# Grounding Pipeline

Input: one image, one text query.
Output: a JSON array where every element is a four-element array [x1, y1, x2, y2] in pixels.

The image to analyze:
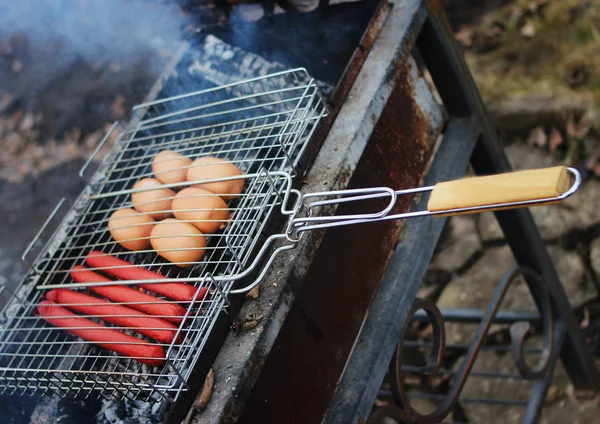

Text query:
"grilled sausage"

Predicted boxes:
[[37, 300, 166, 367], [85, 251, 208, 302], [46, 289, 183, 344], [70, 265, 187, 324]]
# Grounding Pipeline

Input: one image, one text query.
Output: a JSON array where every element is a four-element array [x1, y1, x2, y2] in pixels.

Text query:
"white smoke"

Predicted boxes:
[[0, 0, 189, 96]]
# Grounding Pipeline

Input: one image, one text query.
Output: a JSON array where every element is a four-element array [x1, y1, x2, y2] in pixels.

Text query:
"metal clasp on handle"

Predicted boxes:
[[79, 121, 122, 182], [21, 198, 68, 267], [288, 185, 427, 234]]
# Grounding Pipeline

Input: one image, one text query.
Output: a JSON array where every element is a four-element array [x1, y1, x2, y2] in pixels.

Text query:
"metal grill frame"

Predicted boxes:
[[0, 68, 327, 403], [323, 2, 599, 424]]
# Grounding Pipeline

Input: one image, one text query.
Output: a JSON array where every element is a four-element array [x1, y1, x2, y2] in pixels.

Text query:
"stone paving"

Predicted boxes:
[[420, 138, 600, 422]]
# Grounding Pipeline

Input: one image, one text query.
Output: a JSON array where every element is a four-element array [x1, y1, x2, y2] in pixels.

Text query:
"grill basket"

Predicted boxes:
[[0, 68, 327, 403]]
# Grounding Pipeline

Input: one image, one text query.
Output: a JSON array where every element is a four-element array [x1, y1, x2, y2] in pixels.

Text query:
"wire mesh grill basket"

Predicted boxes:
[[0, 68, 327, 403]]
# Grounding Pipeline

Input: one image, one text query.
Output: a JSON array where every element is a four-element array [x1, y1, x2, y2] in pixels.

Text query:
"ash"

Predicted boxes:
[[97, 397, 166, 424]]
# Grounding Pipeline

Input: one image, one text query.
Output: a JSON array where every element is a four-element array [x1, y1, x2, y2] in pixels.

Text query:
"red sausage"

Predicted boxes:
[[70, 266, 186, 324], [37, 300, 166, 367], [47, 289, 183, 345], [86, 251, 207, 302]]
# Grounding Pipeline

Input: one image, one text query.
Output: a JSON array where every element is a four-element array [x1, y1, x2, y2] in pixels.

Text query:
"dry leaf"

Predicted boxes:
[[246, 285, 259, 299], [581, 307, 590, 329], [243, 312, 262, 326], [194, 368, 215, 410], [549, 126, 563, 152], [455, 26, 473, 47], [566, 384, 577, 404], [529, 0, 549, 13], [489, 22, 505, 36], [521, 21, 536, 38], [242, 319, 259, 331], [545, 385, 562, 405], [184, 368, 216, 422], [567, 119, 591, 139], [527, 126, 547, 147], [586, 153, 600, 177]]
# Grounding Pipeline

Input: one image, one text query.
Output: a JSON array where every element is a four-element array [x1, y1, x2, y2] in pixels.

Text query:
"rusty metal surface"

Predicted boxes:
[[299, 0, 392, 174], [192, 1, 442, 422], [233, 8, 445, 424], [192, 4, 396, 423], [323, 117, 481, 424], [329, 0, 392, 108], [237, 63, 438, 424]]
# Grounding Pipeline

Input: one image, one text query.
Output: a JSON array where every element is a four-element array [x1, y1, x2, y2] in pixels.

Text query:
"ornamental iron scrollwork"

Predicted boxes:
[[366, 405, 410, 424], [370, 266, 555, 424]]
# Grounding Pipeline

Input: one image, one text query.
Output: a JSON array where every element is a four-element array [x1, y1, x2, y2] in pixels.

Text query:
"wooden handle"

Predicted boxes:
[[427, 166, 571, 215]]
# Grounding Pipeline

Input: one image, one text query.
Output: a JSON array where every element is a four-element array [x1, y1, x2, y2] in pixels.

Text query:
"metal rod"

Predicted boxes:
[[79, 121, 121, 180], [21, 198, 67, 263]]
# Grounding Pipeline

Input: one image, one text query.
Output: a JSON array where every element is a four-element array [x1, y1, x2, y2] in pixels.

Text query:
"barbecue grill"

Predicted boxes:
[[1, 1, 598, 423]]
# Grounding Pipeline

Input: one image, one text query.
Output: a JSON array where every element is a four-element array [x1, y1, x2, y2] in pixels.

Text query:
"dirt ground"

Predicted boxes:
[[0, 0, 599, 423]]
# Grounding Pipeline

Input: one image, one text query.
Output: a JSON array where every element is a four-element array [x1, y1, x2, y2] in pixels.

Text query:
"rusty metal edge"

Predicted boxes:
[[194, 1, 431, 422], [234, 53, 447, 423], [298, 0, 393, 176], [322, 116, 482, 424]]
